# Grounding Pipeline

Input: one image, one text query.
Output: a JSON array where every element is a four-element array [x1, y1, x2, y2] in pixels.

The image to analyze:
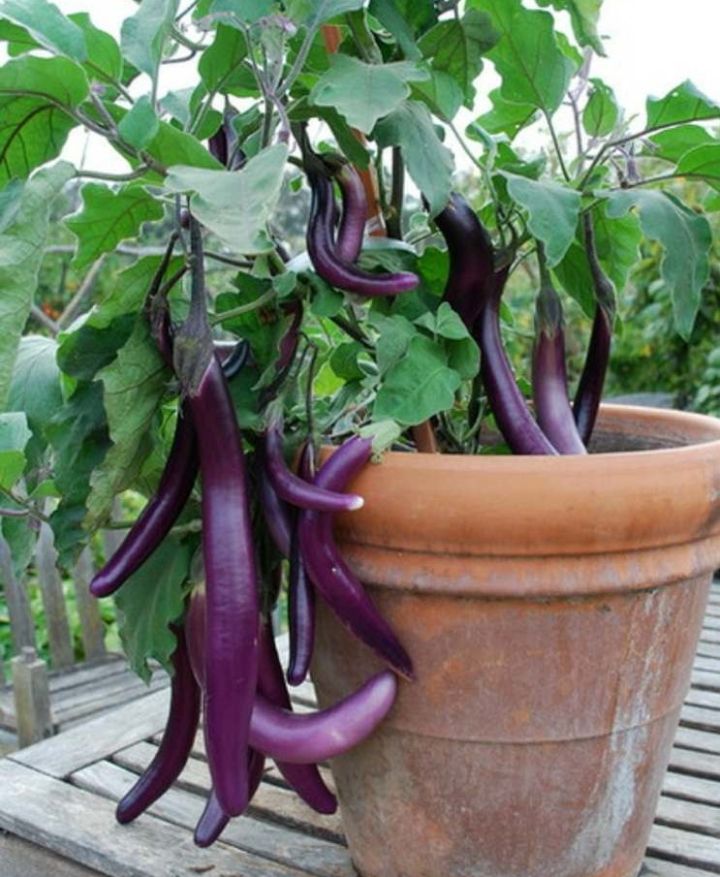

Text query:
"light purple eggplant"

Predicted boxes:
[[334, 162, 366, 263]]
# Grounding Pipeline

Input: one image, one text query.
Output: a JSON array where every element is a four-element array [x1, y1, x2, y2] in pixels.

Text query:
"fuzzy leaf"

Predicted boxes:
[[472, 88, 537, 138], [287, 0, 365, 26], [7, 336, 62, 440], [121, 0, 179, 78], [583, 78, 619, 137], [0, 162, 74, 410], [116, 537, 191, 683], [648, 125, 715, 164], [66, 183, 164, 270], [118, 95, 160, 150], [0, 412, 31, 489], [646, 81, 720, 131], [69, 13, 123, 83], [311, 56, 428, 134], [676, 143, 720, 187], [0, 0, 87, 61], [198, 24, 247, 94]]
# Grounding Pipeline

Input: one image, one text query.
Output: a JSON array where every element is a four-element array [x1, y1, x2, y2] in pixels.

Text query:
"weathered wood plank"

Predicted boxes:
[[72, 548, 107, 661], [670, 746, 720, 780], [695, 655, 720, 672], [702, 617, 720, 631], [72, 760, 353, 877], [701, 630, 720, 646], [34, 522, 74, 670], [0, 533, 35, 656], [681, 705, 720, 733], [0, 830, 104, 877], [696, 641, 720, 660], [674, 727, 720, 755], [648, 823, 720, 871], [113, 742, 345, 845], [10, 689, 170, 778], [684, 689, 720, 711], [692, 671, 720, 692], [0, 760, 313, 877], [643, 857, 720, 876], [662, 771, 720, 806], [655, 795, 720, 836], [11, 648, 54, 747], [53, 669, 168, 725]]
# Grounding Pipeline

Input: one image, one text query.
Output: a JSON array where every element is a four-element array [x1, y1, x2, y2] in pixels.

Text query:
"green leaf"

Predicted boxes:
[[144, 119, 221, 170], [411, 69, 464, 121], [374, 100, 454, 216], [289, 99, 370, 167], [198, 24, 247, 94], [116, 537, 190, 683], [0, 0, 87, 61], [287, 0, 365, 26], [371, 313, 416, 375], [648, 125, 715, 164], [368, 0, 422, 60], [209, 0, 274, 24], [415, 302, 469, 340], [472, 87, 537, 138], [592, 207, 642, 294], [0, 412, 30, 489], [66, 183, 164, 271], [418, 9, 497, 104], [0, 178, 24, 233], [121, 0, 179, 78], [47, 381, 111, 563], [118, 96, 160, 150], [472, 0, 574, 116], [502, 173, 581, 267], [676, 143, 720, 187], [86, 318, 167, 530], [0, 56, 89, 184], [330, 342, 366, 381], [69, 13, 123, 84], [583, 78, 619, 137], [646, 81, 720, 131], [375, 334, 461, 426], [7, 336, 62, 439], [535, 0, 604, 56], [0, 162, 74, 410], [0, 19, 40, 56], [552, 241, 596, 318], [165, 143, 288, 254], [311, 56, 428, 134], [607, 189, 712, 339]]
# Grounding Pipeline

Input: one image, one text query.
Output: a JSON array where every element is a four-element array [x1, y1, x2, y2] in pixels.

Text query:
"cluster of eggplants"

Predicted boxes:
[[435, 192, 614, 455]]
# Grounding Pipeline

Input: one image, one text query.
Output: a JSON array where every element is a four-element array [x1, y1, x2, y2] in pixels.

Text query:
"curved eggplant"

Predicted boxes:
[[334, 162, 367, 263], [193, 751, 265, 848]]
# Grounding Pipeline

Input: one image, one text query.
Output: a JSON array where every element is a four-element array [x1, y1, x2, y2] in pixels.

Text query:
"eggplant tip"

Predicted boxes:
[[349, 495, 364, 511]]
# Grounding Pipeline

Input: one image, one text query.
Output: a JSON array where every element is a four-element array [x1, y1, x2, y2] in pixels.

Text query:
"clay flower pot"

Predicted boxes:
[[312, 405, 720, 877]]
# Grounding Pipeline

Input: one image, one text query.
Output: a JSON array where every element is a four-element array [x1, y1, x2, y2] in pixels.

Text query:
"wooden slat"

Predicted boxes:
[[0, 831, 103, 877], [662, 771, 720, 806], [695, 656, 720, 672], [670, 747, 720, 780], [52, 669, 168, 725], [644, 858, 720, 876], [681, 705, 720, 733], [691, 672, 720, 691], [696, 642, 720, 660], [674, 727, 720, 755], [648, 823, 720, 872], [0, 533, 35, 657], [71, 548, 107, 661], [34, 522, 74, 670], [655, 795, 720, 836], [0, 760, 312, 877], [10, 690, 170, 778], [72, 760, 353, 877], [685, 690, 720, 711], [701, 630, 720, 645]]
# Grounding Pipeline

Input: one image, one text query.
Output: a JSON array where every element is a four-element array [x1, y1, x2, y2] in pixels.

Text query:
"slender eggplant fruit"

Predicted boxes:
[[194, 751, 265, 848], [250, 673, 397, 764], [334, 162, 367, 263], [258, 619, 336, 814], [475, 267, 559, 456], [188, 355, 260, 816], [532, 275, 587, 456], [116, 629, 200, 824], [299, 438, 414, 679], [287, 443, 316, 688], [306, 168, 418, 297], [277, 301, 303, 375], [90, 343, 250, 599], [208, 126, 229, 167], [264, 415, 364, 513], [434, 192, 495, 329], [257, 463, 293, 558], [574, 214, 616, 444]]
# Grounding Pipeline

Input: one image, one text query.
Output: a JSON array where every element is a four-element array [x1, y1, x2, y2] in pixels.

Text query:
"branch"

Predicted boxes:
[[29, 305, 59, 336], [58, 257, 107, 329]]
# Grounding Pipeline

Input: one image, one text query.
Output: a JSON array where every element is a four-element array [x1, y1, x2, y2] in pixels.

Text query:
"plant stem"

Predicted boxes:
[[205, 251, 254, 270], [210, 289, 277, 325], [544, 112, 570, 182], [30, 305, 59, 336], [75, 166, 150, 183], [386, 148, 404, 240]]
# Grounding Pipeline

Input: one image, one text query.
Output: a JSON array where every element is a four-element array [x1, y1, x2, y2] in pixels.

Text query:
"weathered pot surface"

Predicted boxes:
[[312, 405, 720, 877]]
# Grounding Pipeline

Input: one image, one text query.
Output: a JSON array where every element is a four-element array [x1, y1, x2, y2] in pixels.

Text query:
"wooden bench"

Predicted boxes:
[[0, 523, 168, 748], [1, 599, 719, 877]]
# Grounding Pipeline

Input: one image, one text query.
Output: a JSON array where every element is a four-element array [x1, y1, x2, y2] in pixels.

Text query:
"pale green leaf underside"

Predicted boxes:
[[0, 0, 87, 61]]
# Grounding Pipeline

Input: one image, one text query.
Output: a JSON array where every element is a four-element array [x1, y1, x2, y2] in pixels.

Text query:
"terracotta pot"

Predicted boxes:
[[311, 405, 720, 877]]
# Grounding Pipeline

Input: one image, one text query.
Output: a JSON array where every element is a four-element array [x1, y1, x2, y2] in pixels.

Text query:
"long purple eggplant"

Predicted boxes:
[[257, 464, 292, 558], [299, 437, 414, 680], [116, 628, 200, 824], [287, 442, 316, 688], [264, 414, 364, 513], [194, 750, 265, 848], [435, 192, 495, 330], [258, 619, 336, 813], [306, 167, 418, 297], [574, 214, 616, 444], [532, 273, 587, 456], [334, 162, 366, 263], [475, 267, 559, 456]]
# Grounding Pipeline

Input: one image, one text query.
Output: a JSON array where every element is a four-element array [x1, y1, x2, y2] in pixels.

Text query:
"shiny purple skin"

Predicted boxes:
[[187, 357, 259, 817], [257, 463, 293, 558], [435, 192, 495, 329], [115, 629, 200, 825], [306, 169, 418, 297], [299, 438, 414, 680], [574, 304, 613, 445], [90, 410, 198, 598], [533, 327, 586, 455], [258, 620, 336, 814], [264, 420, 364, 513], [287, 443, 316, 688], [277, 301, 303, 375], [193, 751, 265, 848], [475, 268, 559, 456], [335, 163, 366, 263]]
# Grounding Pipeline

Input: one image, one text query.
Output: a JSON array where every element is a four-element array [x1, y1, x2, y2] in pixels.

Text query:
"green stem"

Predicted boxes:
[[210, 288, 277, 324], [544, 111, 570, 182]]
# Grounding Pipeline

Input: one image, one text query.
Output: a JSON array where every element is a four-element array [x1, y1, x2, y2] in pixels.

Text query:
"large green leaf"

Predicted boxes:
[[648, 124, 715, 164], [472, 0, 574, 116], [412, 69, 464, 122], [374, 100, 454, 216], [143, 118, 221, 170], [69, 13, 123, 84], [165, 143, 288, 253], [118, 96, 160, 150], [583, 78, 619, 137], [287, 0, 365, 26], [418, 9, 497, 104], [7, 335, 62, 439], [374, 334, 461, 426], [0, 162, 74, 410], [607, 190, 712, 339], [592, 207, 643, 294], [502, 173, 582, 267], [66, 183, 164, 271], [311, 57, 427, 134], [0, 0, 87, 61], [472, 88, 537, 139], [0, 411, 31, 489], [86, 318, 167, 530], [198, 24, 247, 94], [0, 56, 88, 184], [368, 0, 429, 60], [208, 0, 274, 25], [121, 0, 179, 78], [646, 81, 720, 131], [536, 0, 604, 56], [676, 143, 720, 187], [116, 536, 191, 683]]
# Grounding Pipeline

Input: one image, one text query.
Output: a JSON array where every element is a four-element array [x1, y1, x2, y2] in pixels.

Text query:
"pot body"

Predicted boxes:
[[311, 406, 720, 877]]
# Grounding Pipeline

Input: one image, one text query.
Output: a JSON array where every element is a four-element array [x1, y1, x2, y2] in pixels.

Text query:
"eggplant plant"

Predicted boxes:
[[0, 0, 718, 846]]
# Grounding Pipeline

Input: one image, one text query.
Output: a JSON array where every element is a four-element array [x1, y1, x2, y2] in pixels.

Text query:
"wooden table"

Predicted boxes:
[[1, 592, 719, 877]]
